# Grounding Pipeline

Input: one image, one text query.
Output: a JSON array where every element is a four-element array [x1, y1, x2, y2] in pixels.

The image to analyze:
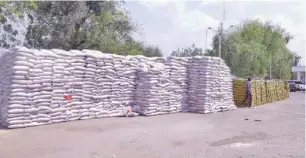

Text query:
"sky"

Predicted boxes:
[[124, 0, 306, 65]]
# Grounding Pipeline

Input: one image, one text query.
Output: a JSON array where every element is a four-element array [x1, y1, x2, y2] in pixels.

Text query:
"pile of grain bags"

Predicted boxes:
[[266, 80, 276, 103], [187, 56, 235, 114], [275, 81, 287, 101], [73, 50, 98, 120], [281, 81, 288, 100], [233, 79, 289, 107], [259, 80, 267, 104], [134, 61, 173, 116], [107, 53, 138, 117], [187, 56, 206, 113], [0, 49, 15, 126], [0, 48, 140, 128], [217, 58, 235, 111], [0, 47, 238, 128], [9, 48, 44, 128], [235, 79, 262, 106], [250, 81, 258, 106], [275, 81, 282, 101], [49, 49, 73, 123], [270, 80, 288, 101], [68, 50, 139, 118], [68, 50, 86, 121], [233, 79, 262, 107], [284, 81, 290, 99], [0, 48, 9, 125], [0, 48, 47, 128], [166, 56, 189, 111], [92, 52, 118, 117], [232, 79, 247, 106]]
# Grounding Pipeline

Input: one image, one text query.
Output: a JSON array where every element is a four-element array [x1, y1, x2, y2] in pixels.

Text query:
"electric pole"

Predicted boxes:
[[208, 0, 229, 58], [218, 0, 225, 58], [205, 28, 208, 51], [217, 20, 222, 57]]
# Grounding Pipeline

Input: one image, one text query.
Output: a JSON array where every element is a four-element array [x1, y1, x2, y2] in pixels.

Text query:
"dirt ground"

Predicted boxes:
[[0, 93, 305, 158]]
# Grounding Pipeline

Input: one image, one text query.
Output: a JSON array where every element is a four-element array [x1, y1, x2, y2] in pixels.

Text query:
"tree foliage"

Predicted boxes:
[[171, 44, 205, 57], [25, 1, 138, 51], [0, 1, 37, 48], [0, 1, 163, 57], [209, 19, 298, 80], [171, 19, 299, 80], [291, 52, 301, 66], [141, 44, 163, 57]]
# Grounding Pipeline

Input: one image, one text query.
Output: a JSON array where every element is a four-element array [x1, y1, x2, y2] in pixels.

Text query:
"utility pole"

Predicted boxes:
[[208, 0, 230, 58], [223, 0, 225, 23], [218, 26, 222, 58], [218, 0, 226, 58], [205, 28, 208, 51]]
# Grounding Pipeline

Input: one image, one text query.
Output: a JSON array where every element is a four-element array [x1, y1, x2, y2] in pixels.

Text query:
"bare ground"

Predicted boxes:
[[0, 93, 305, 158]]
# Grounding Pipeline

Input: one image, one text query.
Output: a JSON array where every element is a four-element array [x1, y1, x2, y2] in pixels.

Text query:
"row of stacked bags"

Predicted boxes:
[[233, 79, 289, 107], [284, 81, 290, 98], [232, 79, 252, 107]]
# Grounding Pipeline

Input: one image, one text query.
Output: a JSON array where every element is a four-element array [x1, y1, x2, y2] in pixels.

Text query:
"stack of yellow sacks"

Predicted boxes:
[[277, 81, 288, 100], [284, 81, 289, 99], [233, 79, 289, 107], [233, 79, 255, 107], [282, 82, 286, 99], [253, 80, 262, 106], [260, 80, 267, 104], [275, 81, 281, 101], [278, 81, 285, 101], [266, 80, 277, 102], [271, 80, 289, 102], [233, 79, 247, 106], [233, 79, 245, 106]]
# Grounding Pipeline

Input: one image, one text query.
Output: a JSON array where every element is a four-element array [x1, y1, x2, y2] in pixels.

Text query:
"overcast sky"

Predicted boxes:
[[124, 0, 305, 65]]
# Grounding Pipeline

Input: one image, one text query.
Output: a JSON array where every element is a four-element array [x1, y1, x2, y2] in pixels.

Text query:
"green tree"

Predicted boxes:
[[210, 19, 296, 79], [0, 1, 159, 56], [204, 49, 216, 56], [292, 52, 301, 66], [271, 47, 294, 79], [0, 1, 38, 48], [141, 44, 163, 57], [171, 44, 204, 57], [24, 1, 138, 51]]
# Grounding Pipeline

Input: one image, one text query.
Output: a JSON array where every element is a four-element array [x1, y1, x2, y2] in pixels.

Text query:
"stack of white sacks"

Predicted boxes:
[[134, 60, 173, 116], [68, 50, 86, 120], [0, 48, 43, 128], [0, 47, 236, 128], [187, 56, 235, 114], [105, 53, 138, 117], [134, 56, 190, 115], [216, 58, 235, 111], [0, 49, 13, 126], [0, 48, 7, 125], [165, 56, 189, 111]]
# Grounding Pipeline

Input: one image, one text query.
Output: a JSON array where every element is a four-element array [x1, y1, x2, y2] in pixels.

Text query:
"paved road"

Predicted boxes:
[[0, 93, 305, 158]]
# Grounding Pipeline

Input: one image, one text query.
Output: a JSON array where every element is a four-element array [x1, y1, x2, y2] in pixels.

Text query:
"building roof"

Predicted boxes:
[[292, 66, 305, 72]]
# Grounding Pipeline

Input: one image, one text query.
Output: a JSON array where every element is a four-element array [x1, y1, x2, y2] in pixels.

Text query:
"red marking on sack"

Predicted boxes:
[[64, 95, 72, 100], [127, 106, 132, 112]]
